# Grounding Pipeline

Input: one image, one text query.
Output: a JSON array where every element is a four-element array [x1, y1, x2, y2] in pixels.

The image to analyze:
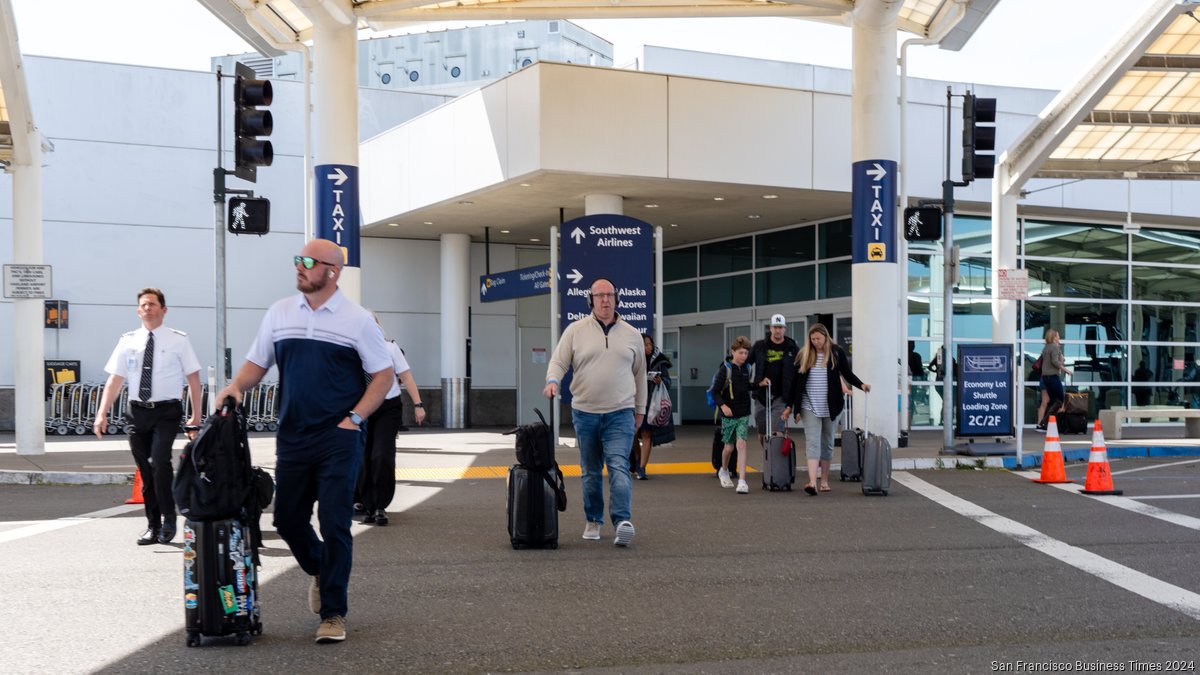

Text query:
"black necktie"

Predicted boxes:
[[139, 332, 154, 402]]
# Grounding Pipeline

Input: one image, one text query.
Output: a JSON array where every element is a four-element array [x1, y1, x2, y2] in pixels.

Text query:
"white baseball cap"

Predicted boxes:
[[770, 314, 787, 327]]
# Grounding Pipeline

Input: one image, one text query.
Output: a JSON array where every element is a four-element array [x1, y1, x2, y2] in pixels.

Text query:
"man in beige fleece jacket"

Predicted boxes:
[[544, 278, 647, 547]]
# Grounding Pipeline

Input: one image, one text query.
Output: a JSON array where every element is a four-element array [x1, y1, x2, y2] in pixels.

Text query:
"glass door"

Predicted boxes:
[[662, 329, 680, 425]]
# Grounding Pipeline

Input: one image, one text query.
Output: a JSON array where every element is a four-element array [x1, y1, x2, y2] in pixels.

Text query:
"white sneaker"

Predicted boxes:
[[736, 480, 749, 494], [718, 468, 734, 489], [614, 520, 635, 547], [582, 521, 601, 540]]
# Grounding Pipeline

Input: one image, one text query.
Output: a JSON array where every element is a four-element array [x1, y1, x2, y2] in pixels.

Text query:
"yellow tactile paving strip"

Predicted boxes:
[[395, 462, 759, 481]]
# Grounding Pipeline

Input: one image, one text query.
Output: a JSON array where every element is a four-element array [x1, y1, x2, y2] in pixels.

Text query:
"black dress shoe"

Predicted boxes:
[[362, 512, 376, 524], [158, 523, 177, 544], [137, 528, 160, 546], [373, 510, 389, 526]]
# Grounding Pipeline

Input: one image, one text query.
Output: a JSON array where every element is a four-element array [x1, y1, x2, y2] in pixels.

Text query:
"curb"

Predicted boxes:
[[0, 470, 133, 486]]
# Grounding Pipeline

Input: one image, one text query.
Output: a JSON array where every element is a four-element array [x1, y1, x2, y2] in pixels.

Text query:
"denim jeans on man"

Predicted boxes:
[[273, 426, 364, 620], [572, 409, 635, 526]]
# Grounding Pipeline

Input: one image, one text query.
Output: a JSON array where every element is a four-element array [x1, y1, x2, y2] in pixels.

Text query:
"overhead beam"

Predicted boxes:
[[1083, 110, 1200, 126], [1035, 158, 1200, 180]]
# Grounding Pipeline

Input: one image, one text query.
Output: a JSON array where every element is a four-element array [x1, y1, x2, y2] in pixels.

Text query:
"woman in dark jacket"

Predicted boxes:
[[784, 323, 870, 495], [634, 333, 676, 480]]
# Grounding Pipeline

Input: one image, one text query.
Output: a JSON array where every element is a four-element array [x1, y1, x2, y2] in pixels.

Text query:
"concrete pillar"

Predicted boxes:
[[13, 139, 46, 455], [585, 194, 623, 216], [850, 2, 903, 444], [992, 189, 1019, 344], [311, 18, 361, 302], [440, 233, 470, 428]]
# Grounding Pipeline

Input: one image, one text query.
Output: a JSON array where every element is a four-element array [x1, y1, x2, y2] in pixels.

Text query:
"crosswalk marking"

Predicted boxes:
[[894, 471, 1200, 621]]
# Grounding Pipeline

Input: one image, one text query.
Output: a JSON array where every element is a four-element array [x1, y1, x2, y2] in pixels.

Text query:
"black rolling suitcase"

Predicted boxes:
[[175, 397, 272, 647], [507, 464, 562, 549], [1057, 412, 1088, 435], [506, 406, 567, 549], [840, 396, 863, 482], [183, 518, 262, 647], [761, 383, 796, 491]]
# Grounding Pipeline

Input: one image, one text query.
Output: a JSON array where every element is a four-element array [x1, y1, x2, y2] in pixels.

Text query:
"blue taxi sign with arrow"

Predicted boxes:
[[852, 159, 897, 263], [315, 163, 359, 266]]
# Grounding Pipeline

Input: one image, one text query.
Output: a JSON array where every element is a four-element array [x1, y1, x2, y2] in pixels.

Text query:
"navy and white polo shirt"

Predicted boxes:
[[246, 290, 391, 444]]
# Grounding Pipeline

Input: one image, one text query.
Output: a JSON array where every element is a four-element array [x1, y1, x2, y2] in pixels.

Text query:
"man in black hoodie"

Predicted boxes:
[[750, 314, 801, 447]]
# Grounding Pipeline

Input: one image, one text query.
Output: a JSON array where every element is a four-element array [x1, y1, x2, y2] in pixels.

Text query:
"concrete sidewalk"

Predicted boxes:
[[3, 422, 1199, 485]]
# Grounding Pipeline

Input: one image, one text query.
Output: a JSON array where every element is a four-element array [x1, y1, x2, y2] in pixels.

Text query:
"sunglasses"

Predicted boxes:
[[294, 256, 336, 270]]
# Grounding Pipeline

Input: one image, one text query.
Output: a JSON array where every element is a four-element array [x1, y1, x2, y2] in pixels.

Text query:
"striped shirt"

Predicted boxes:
[[802, 353, 831, 417]]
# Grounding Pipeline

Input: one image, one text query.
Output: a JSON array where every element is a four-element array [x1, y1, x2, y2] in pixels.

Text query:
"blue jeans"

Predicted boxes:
[[273, 426, 363, 620], [572, 409, 635, 527]]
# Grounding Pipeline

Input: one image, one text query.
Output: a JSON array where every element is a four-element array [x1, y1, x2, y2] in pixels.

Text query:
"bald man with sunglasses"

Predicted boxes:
[[218, 238, 393, 644]]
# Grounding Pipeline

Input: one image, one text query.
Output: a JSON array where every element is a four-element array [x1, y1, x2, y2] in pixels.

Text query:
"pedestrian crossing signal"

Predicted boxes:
[[903, 206, 942, 242], [228, 197, 270, 235]]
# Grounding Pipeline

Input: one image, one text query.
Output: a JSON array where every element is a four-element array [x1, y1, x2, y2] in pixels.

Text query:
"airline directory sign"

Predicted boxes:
[[851, 159, 897, 264], [314, 164, 360, 266], [559, 214, 654, 336], [479, 264, 552, 303]]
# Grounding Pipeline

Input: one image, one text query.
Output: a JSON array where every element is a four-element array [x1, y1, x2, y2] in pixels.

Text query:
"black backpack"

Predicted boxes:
[[506, 408, 567, 512], [174, 397, 256, 522], [510, 408, 554, 471]]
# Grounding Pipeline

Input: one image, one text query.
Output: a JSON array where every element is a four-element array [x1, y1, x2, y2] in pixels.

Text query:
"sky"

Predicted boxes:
[[9, 0, 1159, 92]]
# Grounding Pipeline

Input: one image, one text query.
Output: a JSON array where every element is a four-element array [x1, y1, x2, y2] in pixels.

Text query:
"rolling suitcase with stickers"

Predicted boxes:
[[761, 382, 796, 491], [860, 392, 892, 496], [183, 518, 263, 647]]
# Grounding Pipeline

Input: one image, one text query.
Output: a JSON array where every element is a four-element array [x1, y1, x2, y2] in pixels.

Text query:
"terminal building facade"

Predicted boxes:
[[3, 21, 1200, 433]]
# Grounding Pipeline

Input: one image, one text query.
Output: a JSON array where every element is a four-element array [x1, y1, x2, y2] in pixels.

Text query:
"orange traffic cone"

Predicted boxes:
[[125, 468, 145, 504], [1032, 416, 1073, 484], [1080, 419, 1122, 496]]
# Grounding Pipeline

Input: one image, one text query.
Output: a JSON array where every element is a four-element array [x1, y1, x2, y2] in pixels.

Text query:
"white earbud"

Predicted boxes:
[[328, 271, 335, 278]]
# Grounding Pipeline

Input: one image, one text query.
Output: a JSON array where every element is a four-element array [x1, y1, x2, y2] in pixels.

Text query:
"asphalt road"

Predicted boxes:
[[2, 456, 1198, 674]]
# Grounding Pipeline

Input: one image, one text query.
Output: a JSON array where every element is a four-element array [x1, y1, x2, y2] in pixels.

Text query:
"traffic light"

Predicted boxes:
[[233, 62, 273, 183], [962, 92, 996, 182]]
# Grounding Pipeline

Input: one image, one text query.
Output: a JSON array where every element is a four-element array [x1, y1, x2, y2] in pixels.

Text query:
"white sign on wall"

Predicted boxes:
[[997, 268, 1028, 300], [3, 264, 53, 299]]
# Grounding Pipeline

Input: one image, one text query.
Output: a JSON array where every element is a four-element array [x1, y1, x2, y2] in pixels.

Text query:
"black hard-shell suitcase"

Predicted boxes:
[[761, 383, 795, 491], [1057, 412, 1088, 435], [507, 465, 559, 549], [183, 518, 262, 647], [860, 393, 893, 496]]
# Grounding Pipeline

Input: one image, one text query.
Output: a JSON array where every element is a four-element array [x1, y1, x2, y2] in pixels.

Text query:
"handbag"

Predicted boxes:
[[648, 383, 673, 427]]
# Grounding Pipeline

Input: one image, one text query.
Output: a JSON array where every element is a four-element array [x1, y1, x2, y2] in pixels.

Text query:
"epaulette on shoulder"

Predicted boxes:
[[121, 330, 137, 337], [170, 328, 187, 336]]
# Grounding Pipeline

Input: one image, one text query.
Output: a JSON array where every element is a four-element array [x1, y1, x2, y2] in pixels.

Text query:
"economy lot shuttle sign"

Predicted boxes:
[[559, 214, 654, 337]]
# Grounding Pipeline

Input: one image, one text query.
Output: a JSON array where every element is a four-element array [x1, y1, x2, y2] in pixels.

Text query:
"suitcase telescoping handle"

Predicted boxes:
[[765, 380, 771, 438], [862, 389, 869, 435]]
